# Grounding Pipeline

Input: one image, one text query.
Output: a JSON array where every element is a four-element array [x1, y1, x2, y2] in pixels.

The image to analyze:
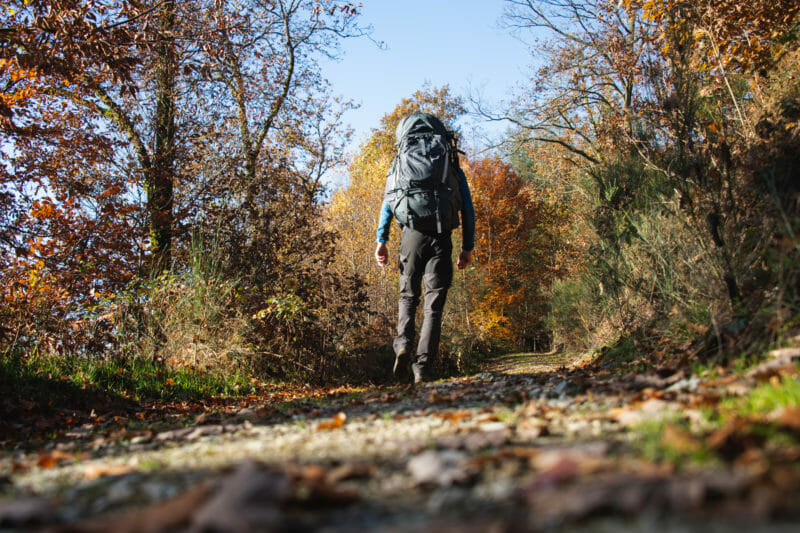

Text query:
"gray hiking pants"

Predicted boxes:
[[393, 228, 453, 379]]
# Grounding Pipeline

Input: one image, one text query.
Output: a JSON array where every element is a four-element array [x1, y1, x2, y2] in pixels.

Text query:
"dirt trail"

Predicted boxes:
[[481, 350, 573, 375], [2, 352, 798, 532]]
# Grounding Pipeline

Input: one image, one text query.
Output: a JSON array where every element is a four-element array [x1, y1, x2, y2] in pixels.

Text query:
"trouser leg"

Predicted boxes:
[[394, 229, 424, 356], [413, 235, 453, 379]]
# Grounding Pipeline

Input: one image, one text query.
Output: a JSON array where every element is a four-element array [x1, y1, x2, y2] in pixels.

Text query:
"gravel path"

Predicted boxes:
[[2, 354, 798, 531]]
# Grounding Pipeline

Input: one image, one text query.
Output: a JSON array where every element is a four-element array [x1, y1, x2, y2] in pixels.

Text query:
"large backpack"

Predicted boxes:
[[384, 112, 463, 235]]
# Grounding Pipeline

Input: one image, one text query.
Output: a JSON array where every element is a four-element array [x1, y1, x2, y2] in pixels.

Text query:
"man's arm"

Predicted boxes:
[[457, 168, 475, 270], [375, 199, 393, 266], [376, 198, 393, 245]]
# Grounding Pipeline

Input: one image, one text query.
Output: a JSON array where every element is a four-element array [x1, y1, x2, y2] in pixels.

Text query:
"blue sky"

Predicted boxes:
[[321, 1, 533, 152]]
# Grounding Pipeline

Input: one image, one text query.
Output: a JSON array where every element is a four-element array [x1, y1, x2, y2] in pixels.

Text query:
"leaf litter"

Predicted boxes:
[[1, 352, 799, 531]]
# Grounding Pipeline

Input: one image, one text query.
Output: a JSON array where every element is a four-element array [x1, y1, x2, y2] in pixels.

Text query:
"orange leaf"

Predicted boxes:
[[316, 412, 346, 430], [435, 411, 473, 422], [37, 450, 73, 469]]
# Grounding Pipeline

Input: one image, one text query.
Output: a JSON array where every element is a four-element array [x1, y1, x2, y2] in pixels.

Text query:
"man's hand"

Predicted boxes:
[[375, 242, 389, 267], [457, 250, 472, 270]]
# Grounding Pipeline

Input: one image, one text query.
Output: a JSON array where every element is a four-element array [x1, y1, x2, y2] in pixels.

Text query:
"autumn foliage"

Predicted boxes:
[[1, 1, 371, 382], [503, 0, 800, 354], [1, 0, 798, 388], [465, 157, 564, 346]]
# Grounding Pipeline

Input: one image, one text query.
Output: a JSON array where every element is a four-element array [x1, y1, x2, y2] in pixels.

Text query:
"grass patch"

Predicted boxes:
[[633, 418, 719, 467], [722, 372, 800, 416], [0, 349, 256, 410]]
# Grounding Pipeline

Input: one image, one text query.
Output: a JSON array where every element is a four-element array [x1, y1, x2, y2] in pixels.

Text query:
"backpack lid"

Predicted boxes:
[[395, 112, 448, 142]]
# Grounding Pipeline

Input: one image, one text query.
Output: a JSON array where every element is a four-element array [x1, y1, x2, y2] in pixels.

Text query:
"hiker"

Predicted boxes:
[[374, 112, 475, 384]]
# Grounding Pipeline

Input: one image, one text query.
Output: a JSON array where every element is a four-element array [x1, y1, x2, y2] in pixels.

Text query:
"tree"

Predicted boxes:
[[465, 156, 566, 348], [477, 0, 653, 164], [0, 0, 367, 358], [0, 0, 141, 130], [630, 0, 800, 73], [187, 0, 363, 288], [0, 1, 151, 347]]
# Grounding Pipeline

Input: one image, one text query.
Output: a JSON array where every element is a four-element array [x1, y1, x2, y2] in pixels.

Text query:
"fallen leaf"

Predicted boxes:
[[58, 482, 213, 533], [659, 424, 700, 454], [428, 393, 458, 403], [515, 418, 547, 440], [325, 463, 376, 484], [500, 446, 540, 460], [192, 462, 286, 531], [83, 464, 136, 481], [292, 463, 327, 482], [687, 323, 710, 335], [530, 442, 611, 478], [611, 399, 675, 427], [706, 420, 739, 451], [291, 481, 360, 506], [770, 406, 800, 430], [316, 412, 346, 431], [37, 450, 73, 469], [435, 410, 473, 423], [747, 350, 800, 380], [531, 455, 581, 488]]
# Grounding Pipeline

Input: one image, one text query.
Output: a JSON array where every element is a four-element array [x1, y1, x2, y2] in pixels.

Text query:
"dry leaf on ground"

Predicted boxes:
[[316, 412, 346, 430]]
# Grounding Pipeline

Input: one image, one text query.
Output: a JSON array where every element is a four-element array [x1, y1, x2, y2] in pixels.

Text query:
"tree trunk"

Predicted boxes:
[[149, 0, 177, 271]]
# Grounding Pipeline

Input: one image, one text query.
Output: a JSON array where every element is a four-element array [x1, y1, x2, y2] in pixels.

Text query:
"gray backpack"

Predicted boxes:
[[384, 113, 463, 234]]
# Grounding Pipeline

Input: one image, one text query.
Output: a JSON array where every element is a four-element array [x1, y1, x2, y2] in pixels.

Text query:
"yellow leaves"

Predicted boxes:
[[470, 301, 514, 342], [643, 0, 798, 72], [638, 0, 666, 24]]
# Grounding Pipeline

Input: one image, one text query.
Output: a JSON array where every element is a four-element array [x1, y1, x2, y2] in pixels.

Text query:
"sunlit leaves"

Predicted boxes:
[[625, 0, 800, 72], [465, 156, 565, 344]]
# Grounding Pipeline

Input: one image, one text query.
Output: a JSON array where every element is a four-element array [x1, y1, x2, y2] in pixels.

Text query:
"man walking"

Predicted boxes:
[[374, 112, 475, 384]]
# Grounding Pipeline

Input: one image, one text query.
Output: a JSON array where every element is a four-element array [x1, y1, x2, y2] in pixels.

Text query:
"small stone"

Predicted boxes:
[[407, 450, 472, 486], [767, 347, 800, 360], [130, 434, 153, 445], [666, 377, 701, 393]]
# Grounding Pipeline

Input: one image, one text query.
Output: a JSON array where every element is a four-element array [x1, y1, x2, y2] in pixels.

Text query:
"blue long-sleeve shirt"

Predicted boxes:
[[376, 167, 475, 252]]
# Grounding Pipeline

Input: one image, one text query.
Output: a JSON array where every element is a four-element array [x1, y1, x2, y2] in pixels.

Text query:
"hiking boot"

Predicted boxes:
[[393, 348, 411, 384], [412, 364, 426, 385]]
